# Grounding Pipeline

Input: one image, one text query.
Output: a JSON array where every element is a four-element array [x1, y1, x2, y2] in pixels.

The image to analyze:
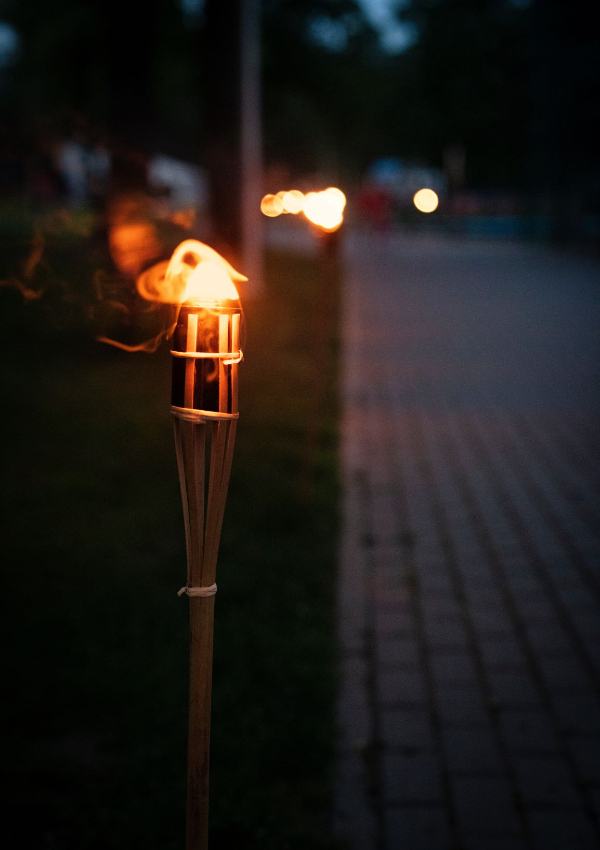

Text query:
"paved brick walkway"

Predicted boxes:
[[334, 232, 600, 850]]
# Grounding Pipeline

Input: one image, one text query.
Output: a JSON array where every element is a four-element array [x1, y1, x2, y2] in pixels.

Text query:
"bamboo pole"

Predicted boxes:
[[174, 417, 216, 850], [171, 298, 241, 850], [186, 597, 214, 850], [185, 313, 199, 409], [186, 544, 215, 850]]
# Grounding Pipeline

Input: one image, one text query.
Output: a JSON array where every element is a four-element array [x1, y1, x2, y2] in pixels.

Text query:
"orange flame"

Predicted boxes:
[[281, 189, 305, 214], [260, 193, 284, 217], [137, 239, 246, 306], [260, 186, 346, 232], [302, 187, 346, 232]]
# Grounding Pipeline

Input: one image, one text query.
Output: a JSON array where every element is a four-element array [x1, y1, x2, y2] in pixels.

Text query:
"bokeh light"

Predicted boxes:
[[261, 186, 346, 232], [303, 188, 345, 232], [413, 188, 439, 214], [260, 193, 284, 217], [281, 189, 305, 214]]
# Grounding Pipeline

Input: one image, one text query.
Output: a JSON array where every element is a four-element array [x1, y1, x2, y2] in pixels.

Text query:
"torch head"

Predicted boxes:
[[170, 300, 242, 419], [161, 240, 243, 421]]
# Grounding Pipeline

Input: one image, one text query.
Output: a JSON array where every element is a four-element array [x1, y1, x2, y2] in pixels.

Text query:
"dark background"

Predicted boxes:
[[1, 0, 599, 244]]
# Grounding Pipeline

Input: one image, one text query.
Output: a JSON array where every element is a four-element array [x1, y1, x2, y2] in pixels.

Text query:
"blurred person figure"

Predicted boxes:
[[357, 181, 394, 231], [87, 141, 111, 207], [56, 135, 88, 208]]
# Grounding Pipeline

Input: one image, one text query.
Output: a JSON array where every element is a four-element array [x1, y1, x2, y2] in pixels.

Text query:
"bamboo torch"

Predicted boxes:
[[142, 240, 245, 850]]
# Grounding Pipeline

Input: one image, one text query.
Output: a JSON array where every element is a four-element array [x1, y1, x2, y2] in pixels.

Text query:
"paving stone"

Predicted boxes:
[[591, 787, 600, 823], [374, 585, 414, 608], [458, 563, 498, 589], [380, 708, 435, 750], [442, 726, 504, 774], [374, 571, 406, 601], [551, 692, 600, 734], [460, 583, 504, 605], [377, 667, 428, 706], [537, 653, 593, 693], [382, 751, 443, 803], [498, 709, 559, 753], [461, 838, 528, 850], [566, 736, 600, 783], [377, 635, 420, 668], [514, 755, 580, 807], [420, 596, 463, 623], [418, 572, 454, 594], [384, 804, 451, 850], [524, 622, 574, 656], [479, 637, 528, 670], [486, 669, 543, 709], [337, 233, 600, 850], [337, 653, 371, 749], [469, 608, 516, 636], [334, 752, 378, 850], [375, 605, 413, 637], [422, 615, 469, 648], [436, 685, 490, 727], [527, 809, 599, 850], [430, 651, 480, 686], [514, 596, 559, 623], [338, 615, 365, 653], [451, 775, 522, 837]]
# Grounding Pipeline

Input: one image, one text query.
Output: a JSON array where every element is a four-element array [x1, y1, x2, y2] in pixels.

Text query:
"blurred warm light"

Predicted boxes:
[[303, 188, 345, 232], [170, 208, 197, 229], [109, 221, 162, 277], [281, 189, 305, 214], [413, 188, 439, 214], [260, 193, 284, 217], [137, 239, 246, 305], [324, 186, 347, 210], [261, 186, 346, 231]]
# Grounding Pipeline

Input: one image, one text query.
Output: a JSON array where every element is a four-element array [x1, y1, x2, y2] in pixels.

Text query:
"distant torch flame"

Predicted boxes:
[[137, 239, 246, 305], [281, 189, 304, 214], [260, 193, 284, 218], [303, 187, 346, 232], [260, 186, 346, 232]]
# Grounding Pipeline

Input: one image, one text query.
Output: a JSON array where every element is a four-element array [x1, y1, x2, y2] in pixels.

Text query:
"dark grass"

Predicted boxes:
[[1, 225, 341, 849]]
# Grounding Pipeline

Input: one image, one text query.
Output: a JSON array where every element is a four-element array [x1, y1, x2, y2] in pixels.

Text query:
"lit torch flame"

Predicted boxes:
[[261, 186, 346, 233], [302, 187, 346, 233], [98, 240, 246, 352], [281, 189, 304, 214], [137, 239, 247, 306]]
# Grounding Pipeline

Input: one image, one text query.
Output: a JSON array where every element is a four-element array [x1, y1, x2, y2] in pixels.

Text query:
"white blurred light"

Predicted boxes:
[[413, 188, 439, 214]]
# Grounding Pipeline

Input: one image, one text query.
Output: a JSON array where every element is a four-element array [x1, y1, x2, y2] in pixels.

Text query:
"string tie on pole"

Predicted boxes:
[[177, 583, 218, 598]]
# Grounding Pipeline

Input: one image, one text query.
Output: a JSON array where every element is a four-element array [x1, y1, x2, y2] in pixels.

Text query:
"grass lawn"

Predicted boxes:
[[1, 220, 341, 849]]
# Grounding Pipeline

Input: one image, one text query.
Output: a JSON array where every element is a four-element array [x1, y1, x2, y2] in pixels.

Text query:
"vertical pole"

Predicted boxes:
[[178, 416, 217, 850], [186, 594, 215, 850], [203, 0, 242, 254], [241, 0, 264, 295]]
